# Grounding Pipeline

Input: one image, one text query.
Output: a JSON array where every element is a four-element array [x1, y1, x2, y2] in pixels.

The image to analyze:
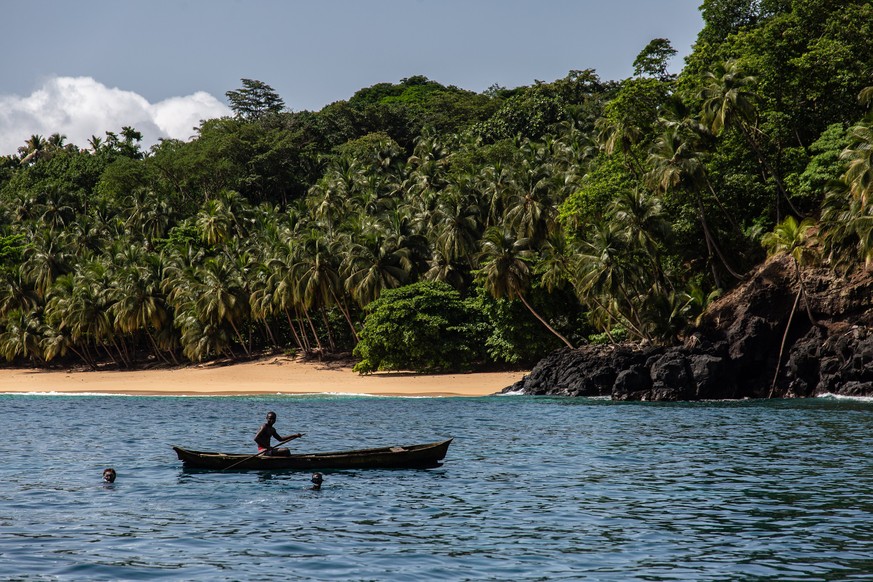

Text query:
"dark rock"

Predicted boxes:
[[502, 253, 873, 400], [612, 365, 652, 401], [690, 353, 735, 399], [648, 350, 695, 401]]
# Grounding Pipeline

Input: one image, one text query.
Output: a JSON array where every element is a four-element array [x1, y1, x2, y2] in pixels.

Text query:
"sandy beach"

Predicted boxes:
[[0, 356, 527, 397]]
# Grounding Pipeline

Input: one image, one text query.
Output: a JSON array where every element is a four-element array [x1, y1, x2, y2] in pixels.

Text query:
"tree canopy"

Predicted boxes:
[[0, 0, 870, 372]]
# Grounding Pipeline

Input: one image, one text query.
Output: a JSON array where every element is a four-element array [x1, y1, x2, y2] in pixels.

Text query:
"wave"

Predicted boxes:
[[0, 391, 449, 399], [816, 392, 873, 403]]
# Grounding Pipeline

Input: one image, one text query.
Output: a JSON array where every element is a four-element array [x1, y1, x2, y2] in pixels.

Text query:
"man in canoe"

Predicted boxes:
[[254, 411, 303, 456]]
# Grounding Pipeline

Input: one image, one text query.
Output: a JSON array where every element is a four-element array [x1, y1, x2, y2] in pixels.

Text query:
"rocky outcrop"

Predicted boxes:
[[504, 255, 873, 400]]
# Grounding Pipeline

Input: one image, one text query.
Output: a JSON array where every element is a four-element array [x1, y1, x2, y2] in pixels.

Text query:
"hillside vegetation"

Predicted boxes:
[[0, 0, 871, 373]]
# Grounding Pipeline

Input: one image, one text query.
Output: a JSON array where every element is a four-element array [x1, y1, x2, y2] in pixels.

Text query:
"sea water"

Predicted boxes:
[[1, 393, 871, 581]]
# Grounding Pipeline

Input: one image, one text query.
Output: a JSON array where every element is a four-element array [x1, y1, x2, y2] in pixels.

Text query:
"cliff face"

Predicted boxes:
[[504, 255, 873, 400]]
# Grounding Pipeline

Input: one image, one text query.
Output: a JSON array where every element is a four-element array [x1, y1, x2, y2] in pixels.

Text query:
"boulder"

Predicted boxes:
[[502, 254, 873, 400]]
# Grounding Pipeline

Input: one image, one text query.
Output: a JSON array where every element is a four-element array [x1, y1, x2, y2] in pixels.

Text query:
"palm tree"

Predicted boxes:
[[608, 187, 673, 290], [46, 133, 68, 151], [110, 254, 174, 364], [646, 124, 744, 285], [700, 59, 798, 220], [432, 184, 482, 268], [595, 115, 645, 177], [45, 262, 120, 368], [292, 231, 359, 343], [535, 230, 575, 294], [124, 188, 172, 242], [196, 199, 233, 246], [503, 141, 563, 245], [21, 234, 71, 299], [841, 120, 873, 208], [821, 120, 873, 271], [476, 226, 574, 349], [88, 135, 104, 153], [0, 266, 40, 318], [573, 223, 649, 341], [18, 134, 46, 164], [341, 229, 411, 308], [307, 157, 364, 227], [192, 256, 251, 357], [0, 309, 46, 363], [478, 160, 512, 228], [761, 215, 818, 395]]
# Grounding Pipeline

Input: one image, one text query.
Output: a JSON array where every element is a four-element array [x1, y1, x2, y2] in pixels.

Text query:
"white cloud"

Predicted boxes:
[[0, 76, 231, 156]]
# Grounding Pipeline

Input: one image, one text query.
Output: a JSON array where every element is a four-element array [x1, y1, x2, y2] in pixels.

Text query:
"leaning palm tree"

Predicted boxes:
[[18, 134, 46, 164], [192, 256, 251, 357], [0, 309, 46, 363], [761, 215, 818, 395], [573, 222, 652, 341], [110, 255, 175, 365], [476, 226, 574, 349], [646, 124, 744, 285], [820, 120, 873, 270], [700, 59, 798, 220], [292, 231, 359, 343], [841, 120, 873, 208]]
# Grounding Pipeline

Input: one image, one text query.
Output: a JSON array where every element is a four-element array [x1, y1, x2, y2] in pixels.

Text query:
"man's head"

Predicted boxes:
[[266, 411, 277, 425], [311, 472, 323, 489], [103, 468, 116, 483]]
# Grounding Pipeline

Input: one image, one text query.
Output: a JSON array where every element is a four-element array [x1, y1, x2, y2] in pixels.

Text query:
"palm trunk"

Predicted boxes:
[[228, 319, 250, 357], [321, 306, 336, 352], [262, 320, 278, 348], [769, 286, 801, 398], [302, 306, 323, 355], [284, 309, 305, 352], [517, 294, 574, 349], [145, 328, 172, 366], [293, 308, 312, 353], [69, 344, 96, 371], [738, 122, 800, 218], [330, 287, 359, 343], [697, 196, 744, 281]]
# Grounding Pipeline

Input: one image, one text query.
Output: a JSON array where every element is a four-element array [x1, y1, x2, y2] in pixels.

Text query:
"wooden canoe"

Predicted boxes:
[[172, 438, 452, 471]]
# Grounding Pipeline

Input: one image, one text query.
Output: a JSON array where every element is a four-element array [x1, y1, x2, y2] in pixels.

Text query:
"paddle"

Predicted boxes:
[[221, 433, 304, 471]]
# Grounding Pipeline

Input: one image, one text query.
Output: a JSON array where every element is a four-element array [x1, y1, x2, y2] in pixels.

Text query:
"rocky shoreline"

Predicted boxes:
[[503, 255, 873, 400]]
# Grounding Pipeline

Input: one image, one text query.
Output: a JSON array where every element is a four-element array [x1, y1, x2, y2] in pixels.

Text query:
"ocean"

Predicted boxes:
[[1, 393, 872, 580]]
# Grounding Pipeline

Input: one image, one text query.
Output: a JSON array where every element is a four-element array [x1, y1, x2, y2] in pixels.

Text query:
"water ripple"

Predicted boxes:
[[1, 394, 872, 580]]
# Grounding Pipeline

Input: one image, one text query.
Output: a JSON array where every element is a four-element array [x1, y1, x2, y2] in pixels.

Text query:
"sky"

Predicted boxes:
[[0, 0, 704, 156]]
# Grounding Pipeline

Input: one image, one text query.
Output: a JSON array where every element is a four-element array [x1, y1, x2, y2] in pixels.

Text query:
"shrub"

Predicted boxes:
[[352, 281, 488, 373]]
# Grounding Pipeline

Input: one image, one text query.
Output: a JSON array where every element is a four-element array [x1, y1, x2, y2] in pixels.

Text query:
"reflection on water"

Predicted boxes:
[[0, 394, 872, 580]]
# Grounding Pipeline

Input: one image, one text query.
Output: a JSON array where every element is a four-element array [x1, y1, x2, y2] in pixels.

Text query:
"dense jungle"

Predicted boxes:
[[1, 0, 871, 377]]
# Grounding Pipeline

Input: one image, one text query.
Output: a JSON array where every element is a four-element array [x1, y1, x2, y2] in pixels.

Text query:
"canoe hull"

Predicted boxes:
[[172, 439, 452, 471]]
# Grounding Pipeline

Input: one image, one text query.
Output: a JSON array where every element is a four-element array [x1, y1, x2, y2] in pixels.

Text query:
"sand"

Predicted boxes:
[[0, 356, 527, 397]]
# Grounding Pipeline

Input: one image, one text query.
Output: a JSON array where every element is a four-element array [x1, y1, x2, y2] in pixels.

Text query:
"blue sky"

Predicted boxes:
[[0, 0, 704, 154]]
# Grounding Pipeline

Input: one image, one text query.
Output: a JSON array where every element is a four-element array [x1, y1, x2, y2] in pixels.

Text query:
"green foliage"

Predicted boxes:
[[0, 234, 26, 272], [786, 123, 850, 204], [633, 38, 678, 80], [466, 289, 561, 365], [588, 326, 628, 345], [558, 155, 636, 237], [226, 79, 286, 120], [352, 281, 488, 373], [0, 0, 871, 369], [473, 90, 566, 142], [154, 222, 204, 253]]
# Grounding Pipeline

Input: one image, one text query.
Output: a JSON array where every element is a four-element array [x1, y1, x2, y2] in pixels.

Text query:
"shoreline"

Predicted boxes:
[[0, 356, 527, 397]]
